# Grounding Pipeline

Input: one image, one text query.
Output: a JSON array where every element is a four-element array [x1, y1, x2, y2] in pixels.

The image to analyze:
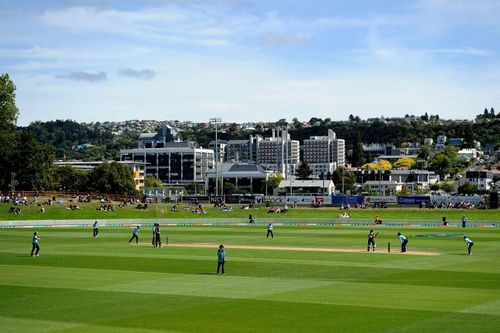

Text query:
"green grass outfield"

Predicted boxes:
[[1, 201, 499, 221], [1, 224, 500, 333]]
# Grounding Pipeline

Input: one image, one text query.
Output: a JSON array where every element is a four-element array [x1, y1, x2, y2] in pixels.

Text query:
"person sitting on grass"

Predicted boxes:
[[9, 206, 21, 214]]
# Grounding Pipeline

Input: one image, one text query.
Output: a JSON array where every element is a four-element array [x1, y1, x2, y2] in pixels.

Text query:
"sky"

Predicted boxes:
[[1, 0, 499, 126]]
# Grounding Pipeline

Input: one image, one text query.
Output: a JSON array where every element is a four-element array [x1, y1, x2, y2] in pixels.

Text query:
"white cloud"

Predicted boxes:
[[263, 34, 309, 47], [117, 68, 156, 80], [55, 71, 107, 82]]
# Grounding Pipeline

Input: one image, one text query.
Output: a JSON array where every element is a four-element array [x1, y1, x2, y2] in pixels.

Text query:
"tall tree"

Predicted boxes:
[[87, 162, 136, 195], [0, 73, 19, 189], [296, 161, 312, 180], [331, 166, 356, 194], [350, 131, 363, 167], [14, 130, 55, 190], [463, 123, 475, 148], [54, 165, 88, 192]]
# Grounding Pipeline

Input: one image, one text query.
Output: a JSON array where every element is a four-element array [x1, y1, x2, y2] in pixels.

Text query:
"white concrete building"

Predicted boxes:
[[258, 129, 299, 174], [121, 142, 214, 185], [458, 170, 494, 191], [302, 129, 345, 176], [458, 148, 479, 161]]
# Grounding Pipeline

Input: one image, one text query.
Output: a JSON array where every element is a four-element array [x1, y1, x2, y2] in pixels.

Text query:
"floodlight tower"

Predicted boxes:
[[210, 117, 222, 196]]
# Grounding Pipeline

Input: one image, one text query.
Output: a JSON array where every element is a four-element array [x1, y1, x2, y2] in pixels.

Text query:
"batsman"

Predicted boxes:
[[367, 230, 377, 252]]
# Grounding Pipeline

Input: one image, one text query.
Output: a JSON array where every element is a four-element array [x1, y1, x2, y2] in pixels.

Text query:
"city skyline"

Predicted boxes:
[[1, 0, 499, 126]]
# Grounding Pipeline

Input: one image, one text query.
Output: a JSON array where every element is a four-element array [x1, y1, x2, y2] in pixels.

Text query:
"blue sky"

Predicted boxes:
[[1, 0, 499, 126]]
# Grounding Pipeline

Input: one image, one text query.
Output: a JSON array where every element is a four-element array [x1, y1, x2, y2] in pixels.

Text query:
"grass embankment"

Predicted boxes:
[[1, 225, 499, 333], [1, 201, 498, 221]]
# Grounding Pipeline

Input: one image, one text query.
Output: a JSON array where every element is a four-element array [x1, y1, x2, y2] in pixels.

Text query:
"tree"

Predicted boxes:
[[463, 123, 475, 148], [350, 131, 363, 167], [296, 161, 312, 180], [263, 173, 284, 195], [54, 165, 87, 192], [377, 160, 392, 170], [144, 176, 163, 188], [0, 73, 19, 189], [417, 145, 432, 161], [331, 166, 355, 194], [14, 130, 55, 191], [393, 157, 416, 169], [292, 118, 302, 129], [431, 153, 453, 180], [429, 183, 440, 192], [458, 182, 479, 195], [361, 163, 379, 171], [87, 162, 135, 194], [440, 182, 455, 193]]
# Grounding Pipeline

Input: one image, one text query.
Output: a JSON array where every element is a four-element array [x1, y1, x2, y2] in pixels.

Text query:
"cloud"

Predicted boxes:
[[117, 68, 156, 80], [36, 5, 321, 47], [55, 71, 107, 82], [263, 34, 309, 47]]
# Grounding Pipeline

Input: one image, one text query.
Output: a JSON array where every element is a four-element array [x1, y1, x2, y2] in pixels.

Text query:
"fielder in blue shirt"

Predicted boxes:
[[31, 231, 40, 256], [217, 244, 225, 274], [266, 222, 274, 239], [92, 220, 99, 238], [128, 225, 140, 244], [397, 232, 408, 253]]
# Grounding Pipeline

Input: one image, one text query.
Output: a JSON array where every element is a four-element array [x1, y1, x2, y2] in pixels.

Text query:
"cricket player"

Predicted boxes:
[[31, 231, 40, 256], [151, 223, 157, 246], [217, 244, 225, 274], [155, 224, 162, 248], [266, 222, 274, 239], [397, 232, 408, 253], [92, 220, 99, 238], [367, 230, 377, 251], [464, 235, 474, 255], [461, 215, 468, 228], [129, 225, 140, 244]]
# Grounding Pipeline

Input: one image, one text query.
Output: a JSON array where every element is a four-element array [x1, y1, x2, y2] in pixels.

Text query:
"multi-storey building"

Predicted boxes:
[[257, 129, 299, 174], [208, 140, 227, 163], [121, 141, 214, 185], [302, 129, 345, 176], [224, 135, 261, 163], [225, 139, 251, 162], [138, 125, 179, 148]]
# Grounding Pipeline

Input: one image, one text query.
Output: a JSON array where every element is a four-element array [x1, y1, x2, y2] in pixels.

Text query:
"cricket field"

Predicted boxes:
[[1, 223, 499, 333]]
